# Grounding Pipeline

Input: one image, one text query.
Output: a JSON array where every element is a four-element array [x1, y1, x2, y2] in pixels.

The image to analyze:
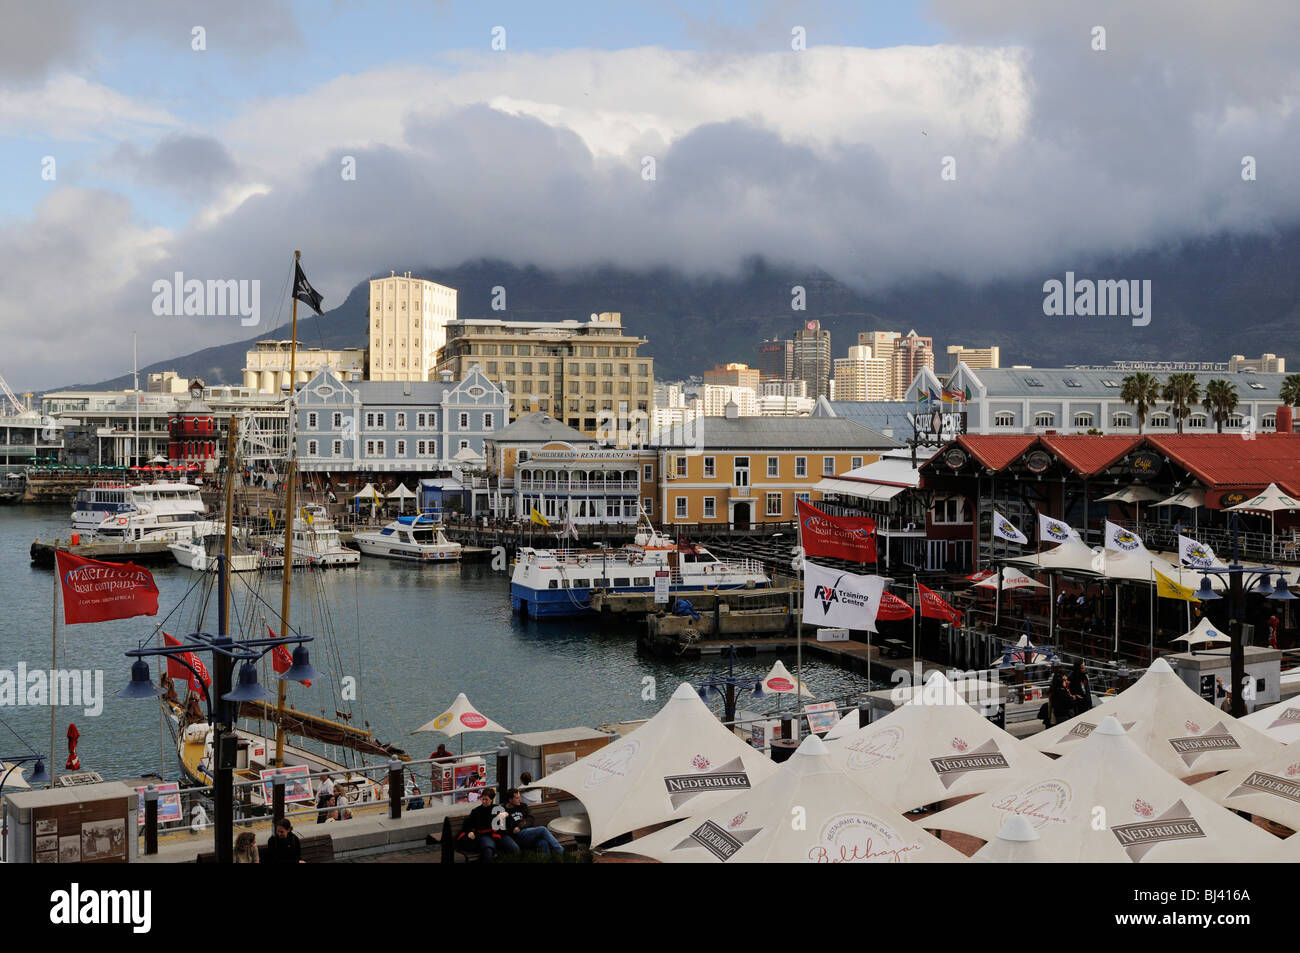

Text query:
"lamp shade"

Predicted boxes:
[[25, 759, 50, 785], [223, 661, 271, 702], [1195, 576, 1222, 601], [1270, 577, 1297, 601], [116, 659, 166, 699], [277, 645, 320, 684]]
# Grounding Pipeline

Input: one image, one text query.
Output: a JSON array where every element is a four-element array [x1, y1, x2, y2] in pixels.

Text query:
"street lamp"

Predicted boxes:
[[694, 644, 765, 726], [1195, 511, 1295, 717], [1, 754, 51, 863]]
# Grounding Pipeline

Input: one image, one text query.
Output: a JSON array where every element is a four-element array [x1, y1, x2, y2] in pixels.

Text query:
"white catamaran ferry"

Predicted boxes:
[[510, 522, 770, 618], [353, 514, 463, 562], [72, 481, 205, 530]]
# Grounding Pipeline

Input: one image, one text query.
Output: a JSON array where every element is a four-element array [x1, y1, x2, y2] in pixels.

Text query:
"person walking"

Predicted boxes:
[[1268, 612, 1280, 649]]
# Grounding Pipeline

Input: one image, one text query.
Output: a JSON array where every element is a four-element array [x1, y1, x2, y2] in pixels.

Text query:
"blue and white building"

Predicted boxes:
[[294, 366, 508, 473]]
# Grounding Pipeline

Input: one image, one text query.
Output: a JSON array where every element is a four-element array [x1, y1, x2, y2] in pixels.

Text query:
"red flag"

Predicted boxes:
[[163, 633, 210, 699], [918, 582, 963, 625], [796, 499, 877, 563], [876, 591, 915, 621], [268, 625, 309, 687], [54, 550, 159, 625]]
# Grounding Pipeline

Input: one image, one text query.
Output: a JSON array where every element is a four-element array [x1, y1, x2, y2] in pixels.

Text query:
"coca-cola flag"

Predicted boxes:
[[796, 499, 877, 563], [55, 550, 159, 625], [918, 582, 963, 626], [163, 633, 210, 699], [268, 625, 309, 687]]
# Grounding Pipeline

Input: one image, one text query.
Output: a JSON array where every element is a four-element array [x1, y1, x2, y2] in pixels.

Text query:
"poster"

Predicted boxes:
[[81, 818, 126, 861], [452, 763, 486, 803], [259, 765, 314, 804], [654, 570, 670, 604], [134, 782, 183, 827], [803, 701, 839, 735], [58, 835, 81, 863], [543, 750, 577, 776]]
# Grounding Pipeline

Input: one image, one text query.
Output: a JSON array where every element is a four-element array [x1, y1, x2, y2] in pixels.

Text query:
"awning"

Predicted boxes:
[[813, 478, 906, 502]]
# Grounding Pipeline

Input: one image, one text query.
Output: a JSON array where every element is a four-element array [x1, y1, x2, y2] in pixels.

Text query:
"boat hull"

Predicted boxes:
[[353, 536, 462, 562]]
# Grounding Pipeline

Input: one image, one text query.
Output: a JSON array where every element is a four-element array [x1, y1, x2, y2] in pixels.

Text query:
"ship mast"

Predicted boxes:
[[273, 251, 302, 767]]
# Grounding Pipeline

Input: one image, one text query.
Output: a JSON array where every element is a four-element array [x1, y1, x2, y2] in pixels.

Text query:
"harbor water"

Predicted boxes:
[[0, 506, 877, 782]]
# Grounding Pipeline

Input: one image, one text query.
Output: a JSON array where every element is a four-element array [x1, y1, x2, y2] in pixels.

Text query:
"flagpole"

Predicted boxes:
[[50, 564, 58, 785], [1149, 563, 1155, 662], [1049, 574, 1054, 652], [795, 519, 804, 721], [274, 250, 302, 769], [912, 573, 919, 685]]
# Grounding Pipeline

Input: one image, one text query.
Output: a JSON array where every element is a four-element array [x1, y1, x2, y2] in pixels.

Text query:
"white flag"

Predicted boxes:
[[1104, 520, 1146, 553], [1179, 534, 1221, 570], [1037, 513, 1081, 545], [802, 561, 886, 633], [992, 509, 1028, 544], [1090, 548, 1107, 573]]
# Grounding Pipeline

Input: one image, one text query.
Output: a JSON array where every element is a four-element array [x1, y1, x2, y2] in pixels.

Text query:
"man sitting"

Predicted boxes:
[[456, 787, 519, 862], [499, 788, 564, 857]]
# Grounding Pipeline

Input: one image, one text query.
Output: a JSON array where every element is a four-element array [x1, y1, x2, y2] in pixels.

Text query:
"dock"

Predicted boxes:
[[30, 536, 178, 567]]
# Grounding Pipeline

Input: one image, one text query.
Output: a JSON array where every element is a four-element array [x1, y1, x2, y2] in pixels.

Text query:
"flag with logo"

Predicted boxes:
[[562, 513, 579, 541], [918, 582, 963, 625], [293, 260, 325, 316], [300, 506, 314, 526], [530, 507, 550, 527], [802, 561, 886, 632], [795, 499, 877, 563], [1178, 534, 1221, 570], [1154, 569, 1200, 602], [876, 591, 915, 621], [991, 509, 1027, 544], [1037, 513, 1080, 545], [268, 625, 310, 687], [1105, 520, 1146, 553], [163, 633, 210, 699], [54, 550, 160, 625]]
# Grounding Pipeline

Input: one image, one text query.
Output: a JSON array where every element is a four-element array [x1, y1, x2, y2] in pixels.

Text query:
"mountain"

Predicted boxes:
[[61, 226, 1300, 392]]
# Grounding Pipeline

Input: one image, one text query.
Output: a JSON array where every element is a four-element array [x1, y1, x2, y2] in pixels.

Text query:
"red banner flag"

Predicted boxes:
[[876, 591, 915, 622], [796, 499, 877, 563], [268, 626, 309, 687], [918, 582, 963, 625], [55, 550, 159, 625], [163, 633, 210, 699]]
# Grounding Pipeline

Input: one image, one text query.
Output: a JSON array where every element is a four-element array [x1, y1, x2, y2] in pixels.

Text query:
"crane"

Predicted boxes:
[[0, 372, 29, 416]]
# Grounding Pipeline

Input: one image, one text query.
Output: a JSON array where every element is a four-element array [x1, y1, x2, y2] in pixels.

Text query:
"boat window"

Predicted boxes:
[[561, 579, 570, 588], [548, 580, 558, 589], [574, 579, 589, 587], [614, 577, 630, 587], [595, 578, 608, 587], [634, 577, 650, 586]]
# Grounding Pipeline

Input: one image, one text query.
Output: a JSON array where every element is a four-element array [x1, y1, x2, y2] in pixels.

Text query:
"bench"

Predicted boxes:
[[438, 799, 568, 863], [196, 833, 334, 863]]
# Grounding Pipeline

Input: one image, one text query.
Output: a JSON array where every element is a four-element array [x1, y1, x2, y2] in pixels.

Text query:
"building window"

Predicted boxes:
[[931, 498, 968, 524], [483, 412, 494, 430], [850, 456, 863, 469], [332, 440, 342, 456], [1111, 412, 1132, 428], [1262, 415, 1277, 430], [642, 463, 653, 482], [675, 497, 688, 519], [396, 440, 406, 456], [1034, 412, 1055, 428], [766, 492, 782, 516], [794, 491, 811, 504], [395, 412, 406, 428], [703, 497, 716, 519], [1150, 414, 1171, 427], [365, 439, 385, 456], [703, 456, 715, 478], [643, 497, 653, 516], [1227, 414, 1244, 428], [518, 450, 529, 463], [459, 440, 469, 451], [332, 412, 342, 428], [795, 456, 807, 478], [458, 412, 469, 428], [416, 440, 425, 455], [675, 456, 687, 478], [1188, 414, 1208, 429], [307, 413, 318, 429], [767, 456, 779, 478], [993, 412, 1015, 428], [734, 457, 750, 487], [307, 440, 318, 455], [1073, 413, 1093, 428], [822, 456, 835, 475]]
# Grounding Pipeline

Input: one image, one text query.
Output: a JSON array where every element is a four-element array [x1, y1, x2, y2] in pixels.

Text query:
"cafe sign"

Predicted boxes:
[[1128, 451, 1162, 480], [1024, 450, 1052, 474], [944, 448, 968, 470]]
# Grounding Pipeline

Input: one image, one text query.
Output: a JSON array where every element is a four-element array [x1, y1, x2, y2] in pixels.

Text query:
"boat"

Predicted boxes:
[[353, 514, 463, 562], [261, 503, 360, 567], [509, 519, 771, 618], [169, 538, 261, 572], [89, 505, 221, 545], [0, 472, 24, 504], [71, 480, 205, 530]]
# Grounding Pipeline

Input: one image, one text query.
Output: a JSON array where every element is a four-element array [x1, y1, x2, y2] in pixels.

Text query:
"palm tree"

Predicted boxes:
[[1281, 373, 1300, 409], [1120, 372, 1161, 433], [1202, 378, 1239, 433], [1161, 372, 1200, 433]]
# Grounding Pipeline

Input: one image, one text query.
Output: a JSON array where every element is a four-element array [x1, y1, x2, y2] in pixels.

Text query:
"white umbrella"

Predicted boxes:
[[1227, 482, 1300, 557], [1153, 488, 1206, 509], [414, 692, 509, 740], [970, 815, 1049, 863], [975, 567, 1045, 590], [1170, 616, 1231, 648], [761, 660, 814, 698], [822, 708, 859, 741], [535, 683, 778, 846], [927, 716, 1283, 862], [386, 482, 416, 514], [1096, 485, 1165, 504], [1193, 743, 1300, 832], [0, 762, 32, 790], [1239, 698, 1300, 745], [611, 734, 967, 863]]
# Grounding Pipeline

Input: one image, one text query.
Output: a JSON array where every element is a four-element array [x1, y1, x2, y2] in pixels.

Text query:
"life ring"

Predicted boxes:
[[116, 517, 128, 526], [629, 553, 643, 566], [577, 555, 589, 567]]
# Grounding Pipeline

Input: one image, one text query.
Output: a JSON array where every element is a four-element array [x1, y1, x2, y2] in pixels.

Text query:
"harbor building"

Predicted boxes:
[[243, 340, 367, 394], [367, 272, 458, 382], [435, 312, 653, 434], [294, 366, 507, 474], [1230, 353, 1286, 374], [832, 345, 890, 401]]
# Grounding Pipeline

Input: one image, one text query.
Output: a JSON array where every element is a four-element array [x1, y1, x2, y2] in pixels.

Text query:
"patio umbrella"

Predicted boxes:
[[1097, 484, 1166, 524], [1227, 482, 1300, 558], [1238, 698, 1300, 745], [1193, 742, 1300, 832], [414, 692, 509, 754], [971, 815, 1049, 864], [386, 482, 416, 514], [1169, 616, 1230, 649]]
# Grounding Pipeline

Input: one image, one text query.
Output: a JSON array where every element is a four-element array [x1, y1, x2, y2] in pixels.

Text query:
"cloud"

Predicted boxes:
[[106, 134, 239, 196], [0, 74, 176, 140]]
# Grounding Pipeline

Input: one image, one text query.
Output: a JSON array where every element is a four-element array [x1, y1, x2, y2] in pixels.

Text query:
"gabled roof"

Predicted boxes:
[[1146, 433, 1300, 496], [1038, 434, 1140, 477], [942, 435, 1036, 471], [488, 411, 594, 445]]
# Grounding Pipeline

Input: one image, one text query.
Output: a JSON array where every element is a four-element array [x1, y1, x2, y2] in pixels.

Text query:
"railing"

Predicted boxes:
[[516, 480, 640, 492], [1110, 518, 1299, 566]]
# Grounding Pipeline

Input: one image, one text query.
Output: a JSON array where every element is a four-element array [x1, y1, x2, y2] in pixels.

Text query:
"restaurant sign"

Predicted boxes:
[[1128, 451, 1162, 479], [1024, 450, 1052, 474]]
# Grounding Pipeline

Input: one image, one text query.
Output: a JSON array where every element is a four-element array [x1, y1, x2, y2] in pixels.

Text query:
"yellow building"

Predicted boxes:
[[368, 272, 458, 381]]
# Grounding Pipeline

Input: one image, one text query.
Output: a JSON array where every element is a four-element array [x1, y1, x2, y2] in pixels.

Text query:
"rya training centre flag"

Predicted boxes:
[[796, 499, 877, 563], [55, 550, 159, 625], [992, 509, 1028, 544], [1037, 513, 1080, 545], [1105, 520, 1146, 553], [1178, 534, 1221, 570], [802, 561, 886, 632]]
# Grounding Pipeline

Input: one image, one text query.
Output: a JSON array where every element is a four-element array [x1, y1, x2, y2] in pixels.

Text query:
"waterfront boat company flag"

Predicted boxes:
[[1105, 520, 1147, 553], [1037, 513, 1081, 545], [876, 591, 915, 621], [1179, 534, 1222, 570], [163, 633, 210, 699], [795, 499, 877, 563], [530, 507, 550, 527], [1154, 569, 1200, 602], [918, 582, 963, 625], [267, 625, 310, 687], [54, 550, 159, 625], [991, 509, 1028, 544], [293, 260, 325, 315], [802, 561, 886, 632]]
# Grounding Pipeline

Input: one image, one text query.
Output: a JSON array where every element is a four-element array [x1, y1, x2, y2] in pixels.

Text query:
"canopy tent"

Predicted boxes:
[[822, 708, 859, 741], [826, 672, 1051, 814], [1192, 742, 1300, 832], [386, 482, 417, 514], [414, 692, 509, 743], [993, 634, 1056, 667], [535, 683, 778, 846], [1238, 698, 1300, 745], [1030, 659, 1283, 778], [971, 815, 1049, 864], [760, 660, 814, 698], [352, 482, 380, 501], [1006, 539, 1106, 576], [1227, 482, 1300, 557], [1100, 546, 1186, 584], [611, 734, 966, 864], [974, 567, 1045, 590], [1170, 616, 1231, 648], [925, 716, 1282, 862]]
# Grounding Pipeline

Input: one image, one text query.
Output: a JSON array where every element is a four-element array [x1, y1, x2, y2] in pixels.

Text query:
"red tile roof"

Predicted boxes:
[[1038, 435, 1141, 478], [1145, 433, 1300, 497], [951, 435, 1036, 471]]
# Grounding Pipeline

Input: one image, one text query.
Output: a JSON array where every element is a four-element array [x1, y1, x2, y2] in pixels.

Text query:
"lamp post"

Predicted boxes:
[[694, 644, 765, 727], [116, 568, 319, 863], [0, 754, 51, 863], [1194, 512, 1296, 718]]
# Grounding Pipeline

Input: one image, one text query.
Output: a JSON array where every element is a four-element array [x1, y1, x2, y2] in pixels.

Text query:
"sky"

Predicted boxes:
[[2, 0, 1298, 391]]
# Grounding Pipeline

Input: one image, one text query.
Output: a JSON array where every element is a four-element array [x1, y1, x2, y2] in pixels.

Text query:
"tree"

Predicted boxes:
[[1202, 378, 1239, 433], [1161, 373, 1200, 434], [1120, 372, 1161, 433], [1280, 373, 1300, 409]]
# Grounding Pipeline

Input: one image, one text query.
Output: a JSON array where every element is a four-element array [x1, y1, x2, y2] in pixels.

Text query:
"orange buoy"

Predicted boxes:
[[70, 533, 80, 547]]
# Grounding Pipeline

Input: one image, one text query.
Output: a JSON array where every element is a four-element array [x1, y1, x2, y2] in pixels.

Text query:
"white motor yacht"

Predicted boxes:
[[353, 514, 463, 562]]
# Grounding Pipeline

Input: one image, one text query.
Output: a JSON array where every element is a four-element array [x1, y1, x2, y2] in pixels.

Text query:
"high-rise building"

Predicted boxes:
[[792, 320, 832, 400], [755, 338, 794, 381], [1229, 353, 1286, 374], [894, 330, 934, 399], [832, 345, 890, 401], [760, 379, 807, 398], [368, 272, 458, 382], [703, 363, 761, 391], [700, 384, 759, 417], [946, 345, 1001, 375]]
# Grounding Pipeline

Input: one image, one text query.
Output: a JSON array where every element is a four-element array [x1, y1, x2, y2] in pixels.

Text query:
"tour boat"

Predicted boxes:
[[169, 539, 261, 572], [262, 503, 360, 567], [72, 481, 205, 530], [353, 514, 463, 562], [510, 522, 770, 618], [90, 505, 220, 545]]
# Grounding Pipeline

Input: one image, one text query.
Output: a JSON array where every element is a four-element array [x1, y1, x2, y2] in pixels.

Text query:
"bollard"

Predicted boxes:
[[271, 771, 286, 829], [857, 701, 872, 727], [144, 785, 159, 855], [780, 716, 793, 741], [387, 759, 404, 819], [495, 744, 510, 791]]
